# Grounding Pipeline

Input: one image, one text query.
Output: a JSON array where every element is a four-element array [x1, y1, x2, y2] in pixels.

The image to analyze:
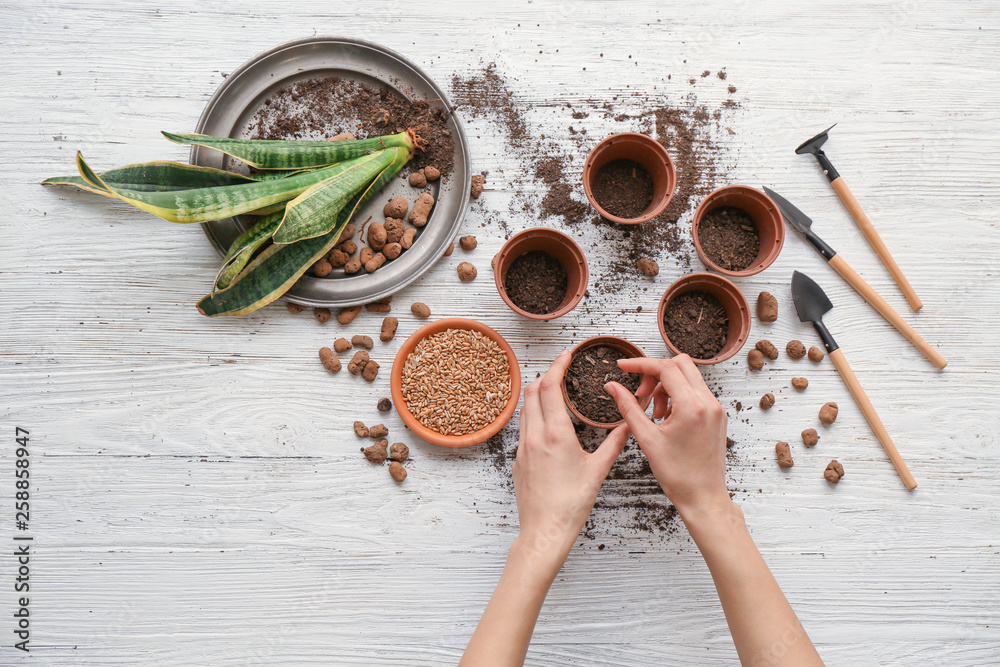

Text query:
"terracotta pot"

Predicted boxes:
[[657, 273, 751, 365], [692, 185, 785, 276], [582, 132, 676, 224], [390, 317, 522, 447], [494, 228, 589, 320], [560, 336, 652, 429]]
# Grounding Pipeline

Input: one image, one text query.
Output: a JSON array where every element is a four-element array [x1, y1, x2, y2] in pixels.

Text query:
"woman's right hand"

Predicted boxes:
[[604, 354, 731, 517]]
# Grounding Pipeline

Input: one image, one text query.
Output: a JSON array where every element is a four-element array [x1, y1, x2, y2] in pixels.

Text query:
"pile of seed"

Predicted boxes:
[[401, 329, 512, 436]]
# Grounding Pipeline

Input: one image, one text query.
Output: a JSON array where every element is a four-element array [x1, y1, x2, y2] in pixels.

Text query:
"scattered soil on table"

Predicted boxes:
[[590, 159, 654, 219], [503, 251, 569, 314], [565, 345, 641, 424], [247, 75, 455, 178], [662, 291, 729, 359], [697, 206, 759, 271]]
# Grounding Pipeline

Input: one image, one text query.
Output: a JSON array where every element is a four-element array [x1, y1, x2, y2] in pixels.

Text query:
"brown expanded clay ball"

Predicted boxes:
[[380, 317, 398, 342], [389, 460, 407, 482], [443, 242, 454, 257], [318, 347, 341, 374], [377, 397, 392, 412], [802, 428, 819, 447], [747, 348, 765, 371], [411, 302, 431, 318], [362, 439, 388, 465], [792, 377, 809, 391], [786, 340, 806, 360], [366, 297, 392, 312], [313, 259, 333, 277], [353, 421, 369, 438], [328, 249, 349, 267], [755, 340, 779, 360], [819, 402, 839, 425], [351, 335, 374, 350], [348, 350, 370, 375], [314, 307, 331, 324], [389, 442, 409, 462], [637, 257, 659, 277], [286, 303, 306, 314], [409, 169, 427, 188], [457, 262, 477, 282], [333, 338, 351, 354], [336, 223, 356, 243], [760, 393, 775, 410], [344, 257, 362, 274], [338, 306, 361, 325], [757, 291, 778, 322], [384, 218, 404, 244], [338, 239, 358, 256], [424, 165, 441, 181], [369, 423, 388, 438], [383, 242, 402, 260], [808, 346, 825, 363], [365, 252, 387, 273], [824, 459, 845, 484], [383, 196, 408, 219], [362, 359, 380, 382], [367, 222, 387, 251], [401, 228, 417, 250], [409, 192, 435, 227], [776, 441, 794, 469], [470, 174, 485, 199], [459, 235, 477, 251], [330, 131, 355, 142]]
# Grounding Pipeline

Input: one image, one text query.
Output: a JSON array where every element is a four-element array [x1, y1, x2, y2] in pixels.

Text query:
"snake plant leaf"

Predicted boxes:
[[162, 129, 417, 170], [213, 210, 285, 292], [73, 152, 362, 223], [197, 147, 409, 317], [272, 148, 408, 245]]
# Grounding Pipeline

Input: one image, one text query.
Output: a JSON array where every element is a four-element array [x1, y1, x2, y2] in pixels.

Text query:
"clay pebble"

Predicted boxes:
[[786, 340, 806, 360], [776, 441, 794, 468], [757, 291, 778, 322]]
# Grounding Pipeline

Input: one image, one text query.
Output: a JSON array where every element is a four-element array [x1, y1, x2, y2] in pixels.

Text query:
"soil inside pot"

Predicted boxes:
[[565, 345, 641, 424], [591, 159, 654, 219], [697, 206, 760, 271], [662, 291, 729, 359], [503, 250, 569, 314]]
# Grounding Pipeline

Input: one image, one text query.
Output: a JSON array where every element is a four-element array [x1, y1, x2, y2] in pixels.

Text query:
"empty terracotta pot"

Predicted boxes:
[[390, 317, 521, 447], [582, 132, 676, 224], [494, 227, 589, 320], [692, 185, 785, 276], [657, 273, 751, 365], [561, 335, 652, 429]]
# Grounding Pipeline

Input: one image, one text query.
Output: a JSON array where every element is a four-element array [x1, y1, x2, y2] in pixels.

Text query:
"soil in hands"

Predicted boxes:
[[697, 206, 759, 271], [247, 75, 455, 177], [503, 251, 569, 315], [564, 345, 641, 424], [590, 159, 654, 219], [663, 291, 729, 359]]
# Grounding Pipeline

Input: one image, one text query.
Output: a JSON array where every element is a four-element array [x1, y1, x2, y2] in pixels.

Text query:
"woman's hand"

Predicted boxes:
[[513, 349, 630, 573], [604, 354, 730, 517]]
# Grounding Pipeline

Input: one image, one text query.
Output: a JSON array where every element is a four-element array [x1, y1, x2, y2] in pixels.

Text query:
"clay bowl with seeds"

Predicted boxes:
[[390, 317, 521, 447], [658, 272, 751, 365], [561, 336, 652, 429], [692, 185, 785, 277], [494, 227, 589, 320]]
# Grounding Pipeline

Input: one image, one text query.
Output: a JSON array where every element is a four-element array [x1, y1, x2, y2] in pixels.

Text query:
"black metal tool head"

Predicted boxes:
[[791, 270, 839, 353], [762, 186, 812, 233], [795, 124, 837, 155]]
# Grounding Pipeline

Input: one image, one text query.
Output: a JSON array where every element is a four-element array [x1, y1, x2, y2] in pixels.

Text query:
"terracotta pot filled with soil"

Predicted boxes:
[[494, 228, 589, 320], [561, 336, 652, 429], [582, 133, 676, 224], [692, 185, 785, 276], [658, 273, 751, 365]]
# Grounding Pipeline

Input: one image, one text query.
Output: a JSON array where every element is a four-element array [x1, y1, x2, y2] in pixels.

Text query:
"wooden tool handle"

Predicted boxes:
[[830, 177, 923, 311], [827, 255, 947, 369], [828, 348, 917, 491]]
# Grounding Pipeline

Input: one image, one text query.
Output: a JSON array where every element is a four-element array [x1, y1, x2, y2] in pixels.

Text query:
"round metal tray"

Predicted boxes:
[[192, 37, 471, 308]]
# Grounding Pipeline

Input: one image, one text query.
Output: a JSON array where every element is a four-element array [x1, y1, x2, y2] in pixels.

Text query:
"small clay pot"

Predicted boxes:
[[390, 318, 522, 447], [494, 228, 589, 320], [692, 185, 785, 276], [657, 273, 751, 365], [582, 132, 676, 224], [561, 336, 653, 429]]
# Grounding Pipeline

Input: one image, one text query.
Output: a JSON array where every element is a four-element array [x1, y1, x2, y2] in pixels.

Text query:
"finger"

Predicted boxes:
[[653, 386, 671, 420], [518, 380, 544, 453], [605, 381, 659, 443], [539, 349, 573, 424], [672, 354, 717, 403], [635, 373, 659, 398], [590, 423, 630, 479], [618, 357, 697, 409]]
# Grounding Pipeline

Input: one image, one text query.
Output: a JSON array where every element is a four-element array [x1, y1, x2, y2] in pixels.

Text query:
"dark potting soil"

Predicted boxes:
[[590, 159, 654, 220], [247, 75, 455, 178], [503, 251, 569, 314], [697, 206, 760, 271], [565, 345, 641, 424], [662, 291, 729, 359]]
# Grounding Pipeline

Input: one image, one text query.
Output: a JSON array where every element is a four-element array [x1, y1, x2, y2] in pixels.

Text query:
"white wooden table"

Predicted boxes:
[[3, 1, 1000, 664]]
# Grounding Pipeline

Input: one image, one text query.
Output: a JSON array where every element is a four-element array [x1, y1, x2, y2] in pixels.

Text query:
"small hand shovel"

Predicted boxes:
[[791, 270, 917, 491]]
